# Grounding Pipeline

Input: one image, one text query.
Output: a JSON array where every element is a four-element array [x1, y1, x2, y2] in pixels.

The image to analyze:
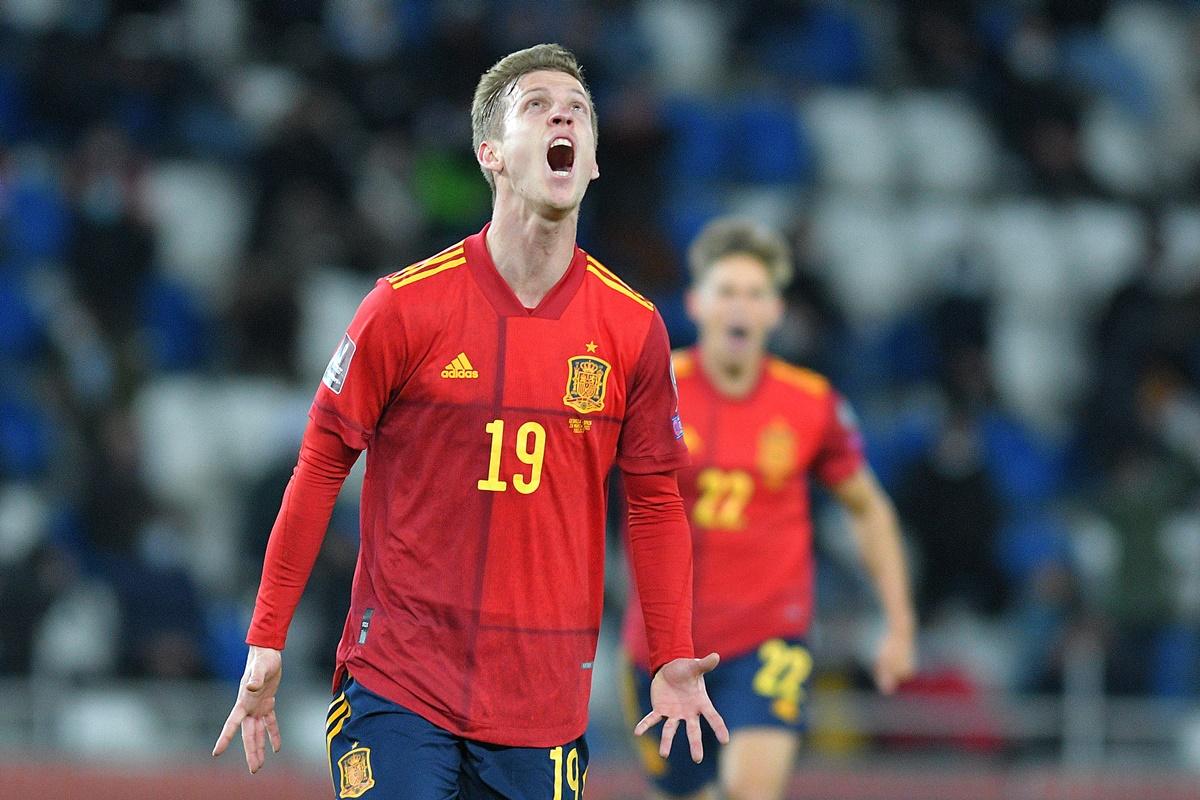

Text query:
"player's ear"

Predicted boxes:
[[684, 287, 701, 324], [767, 291, 785, 328], [478, 139, 503, 179]]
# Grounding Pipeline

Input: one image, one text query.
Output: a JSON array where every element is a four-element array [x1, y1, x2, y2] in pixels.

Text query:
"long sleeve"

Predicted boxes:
[[623, 469, 694, 674], [245, 418, 361, 650]]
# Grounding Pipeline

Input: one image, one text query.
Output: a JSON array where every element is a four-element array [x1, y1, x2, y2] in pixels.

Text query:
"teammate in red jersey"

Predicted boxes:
[[622, 217, 916, 800], [212, 44, 727, 797]]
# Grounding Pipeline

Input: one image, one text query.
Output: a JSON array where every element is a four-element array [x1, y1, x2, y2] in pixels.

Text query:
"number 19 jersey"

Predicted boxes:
[[310, 226, 689, 747]]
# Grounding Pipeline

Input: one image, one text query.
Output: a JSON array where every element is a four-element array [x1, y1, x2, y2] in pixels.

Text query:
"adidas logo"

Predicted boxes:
[[441, 352, 479, 379]]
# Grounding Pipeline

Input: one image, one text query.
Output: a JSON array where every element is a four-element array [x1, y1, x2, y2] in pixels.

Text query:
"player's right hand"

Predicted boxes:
[[212, 645, 284, 774]]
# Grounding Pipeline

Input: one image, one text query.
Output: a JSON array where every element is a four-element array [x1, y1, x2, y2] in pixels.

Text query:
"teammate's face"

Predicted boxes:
[[687, 253, 784, 365], [482, 70, 599, 215]]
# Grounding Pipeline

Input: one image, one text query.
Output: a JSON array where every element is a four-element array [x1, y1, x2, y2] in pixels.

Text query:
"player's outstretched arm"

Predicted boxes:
[[213, 645, 284, 773], [635, 652, 730, 763], [832, 466, 916, 693]]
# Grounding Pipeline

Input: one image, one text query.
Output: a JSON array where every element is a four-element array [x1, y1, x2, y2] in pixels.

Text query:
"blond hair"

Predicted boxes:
[[688, 216, 794, 289], [471, 43, 596, 195]]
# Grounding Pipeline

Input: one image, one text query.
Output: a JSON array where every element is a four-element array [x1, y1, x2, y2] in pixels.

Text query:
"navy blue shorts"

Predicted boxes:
[[327, 677, 589, 799], [622, 637, 812, 797]]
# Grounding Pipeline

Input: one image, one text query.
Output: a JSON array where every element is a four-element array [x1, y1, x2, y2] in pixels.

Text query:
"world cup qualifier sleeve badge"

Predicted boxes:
[[563, 355, 612, 414]]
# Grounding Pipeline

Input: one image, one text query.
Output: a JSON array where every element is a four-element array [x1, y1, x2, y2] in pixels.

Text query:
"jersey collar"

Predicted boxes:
[[464, 223, 587, 319]]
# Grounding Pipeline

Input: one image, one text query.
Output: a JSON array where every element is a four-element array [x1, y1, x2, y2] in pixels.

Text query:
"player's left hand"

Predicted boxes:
[[874, 625, 916, 694], [634, 652, 730, 763]]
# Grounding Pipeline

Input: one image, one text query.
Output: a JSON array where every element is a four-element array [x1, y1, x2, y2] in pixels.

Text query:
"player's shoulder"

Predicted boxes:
[[764, 356, 832, 399], [670, 348, 697, 380], [379, 238, 469, 295], [578, 249, 656, 315]]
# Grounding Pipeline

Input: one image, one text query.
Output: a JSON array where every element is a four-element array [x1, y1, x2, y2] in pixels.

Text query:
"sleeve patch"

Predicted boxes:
[[323, 333, 357, 394]]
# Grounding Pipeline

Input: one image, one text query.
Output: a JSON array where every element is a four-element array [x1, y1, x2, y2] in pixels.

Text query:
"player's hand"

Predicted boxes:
[[212, 645, 284, 773], [634, 652, 729, 764], [874, 624, 916, 694]]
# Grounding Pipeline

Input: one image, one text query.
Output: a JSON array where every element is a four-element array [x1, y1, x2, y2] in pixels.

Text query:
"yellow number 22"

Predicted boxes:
[[477, 419, 546, 494]]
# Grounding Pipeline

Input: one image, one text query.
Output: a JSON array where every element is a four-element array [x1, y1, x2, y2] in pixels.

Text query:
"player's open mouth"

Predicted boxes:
[[728, 325, 749, 341], [547, 137, 574, 176]]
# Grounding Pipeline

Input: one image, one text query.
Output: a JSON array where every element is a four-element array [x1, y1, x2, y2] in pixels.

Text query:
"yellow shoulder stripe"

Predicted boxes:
[[767, 360, 830, 395], [586, 265, 655, 310], [586, 256, 652, 303], [385, 242, 465, 282], [671, 350, 695, 378], [388, 256, 466, 289]]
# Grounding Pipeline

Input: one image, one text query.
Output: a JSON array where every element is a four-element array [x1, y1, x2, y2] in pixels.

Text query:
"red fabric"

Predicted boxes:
[[246, 421, 359, 650], [622, 470, 694, 674], [623, 350, 865, 670], [248, 226, 690, 747]]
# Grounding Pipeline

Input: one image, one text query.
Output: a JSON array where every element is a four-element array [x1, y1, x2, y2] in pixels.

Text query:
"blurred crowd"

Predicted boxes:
[[0, 0, 1199, 713]]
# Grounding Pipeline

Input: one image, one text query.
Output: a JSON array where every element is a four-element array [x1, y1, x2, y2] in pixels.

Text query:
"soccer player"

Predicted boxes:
[[621, 217, 916, 800], [212, 44, 728, 798]]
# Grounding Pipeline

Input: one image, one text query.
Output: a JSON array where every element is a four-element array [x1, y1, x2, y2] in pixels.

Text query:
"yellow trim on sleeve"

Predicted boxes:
[[585, 265, 655, 310], [389, 257, 467, 289], [767, 359, 830, 396], [385, 244, 465, 282]]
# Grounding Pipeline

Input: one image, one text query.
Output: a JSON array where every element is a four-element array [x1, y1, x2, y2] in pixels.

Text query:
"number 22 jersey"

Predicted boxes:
[[623, 349, 864, 670], [264, 225, 690, 747]]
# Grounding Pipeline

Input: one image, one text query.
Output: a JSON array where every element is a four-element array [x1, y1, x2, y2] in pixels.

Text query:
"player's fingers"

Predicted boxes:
[[241, 716, 262, 773], [695, 652, 720, 674], [240, 716, 255, 773], [212, 707, 243, 757], [255, 716, 267, 769], [265, 710, 283, 754], [702, 704, 730, 744], [658, 718, 679, 759], [685, 714, 703, 763], [634, 710, 663, 737]]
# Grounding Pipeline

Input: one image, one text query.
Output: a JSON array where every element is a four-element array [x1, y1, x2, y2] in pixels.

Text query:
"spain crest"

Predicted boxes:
[[563, 355, 611, 414], [757, 419, 798, 490], [338, 745, 375, 798]]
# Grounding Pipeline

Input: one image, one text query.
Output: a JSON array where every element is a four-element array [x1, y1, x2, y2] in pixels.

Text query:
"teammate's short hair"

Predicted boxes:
[[472, 43, 597, 196], [688, 216, 794, 290]]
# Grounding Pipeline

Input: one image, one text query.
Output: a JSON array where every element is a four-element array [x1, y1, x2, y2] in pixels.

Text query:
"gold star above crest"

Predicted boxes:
[[585, 340, 598, 353]]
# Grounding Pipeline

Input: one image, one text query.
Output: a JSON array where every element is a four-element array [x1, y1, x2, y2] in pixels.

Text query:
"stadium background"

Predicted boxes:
[[0, 1, 1198, 798]]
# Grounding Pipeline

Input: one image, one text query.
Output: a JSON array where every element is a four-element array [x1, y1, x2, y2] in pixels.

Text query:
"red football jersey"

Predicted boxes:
[[307, 226, 689, 746], [623, 349, 864, 669]]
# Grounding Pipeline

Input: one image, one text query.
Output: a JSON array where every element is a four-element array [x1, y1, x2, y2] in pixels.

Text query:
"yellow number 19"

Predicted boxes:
[[477, 419, 546, 494], [550, 745, 584, 799]]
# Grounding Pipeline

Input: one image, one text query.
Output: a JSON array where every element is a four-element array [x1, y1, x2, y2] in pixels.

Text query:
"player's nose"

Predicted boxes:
[[549, 104, 574, 126]]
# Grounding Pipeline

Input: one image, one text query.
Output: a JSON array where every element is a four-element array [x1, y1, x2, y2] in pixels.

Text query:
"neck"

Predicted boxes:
[[486, 191, 579, 308], [699, 343, 764, 399]]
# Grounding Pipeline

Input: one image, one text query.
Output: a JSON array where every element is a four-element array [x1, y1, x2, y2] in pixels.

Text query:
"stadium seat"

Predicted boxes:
[[1161, 206, 1200, 290], [810, 194, 908, 322], [634, 0, 730, 92], [1081, 101, 1156, 196], [727, 97, 814, 185], [802, 90, 898, 190], [662, 97, 729, 185], [32, 583, 120, 678], [989, 314, 1087, 429], [892, 92, 998, 194], [900, 199, 978, 296], [1057, 201, 1146, 299], [143, 162, 250, 300], [977, 201, 1070, 314]]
